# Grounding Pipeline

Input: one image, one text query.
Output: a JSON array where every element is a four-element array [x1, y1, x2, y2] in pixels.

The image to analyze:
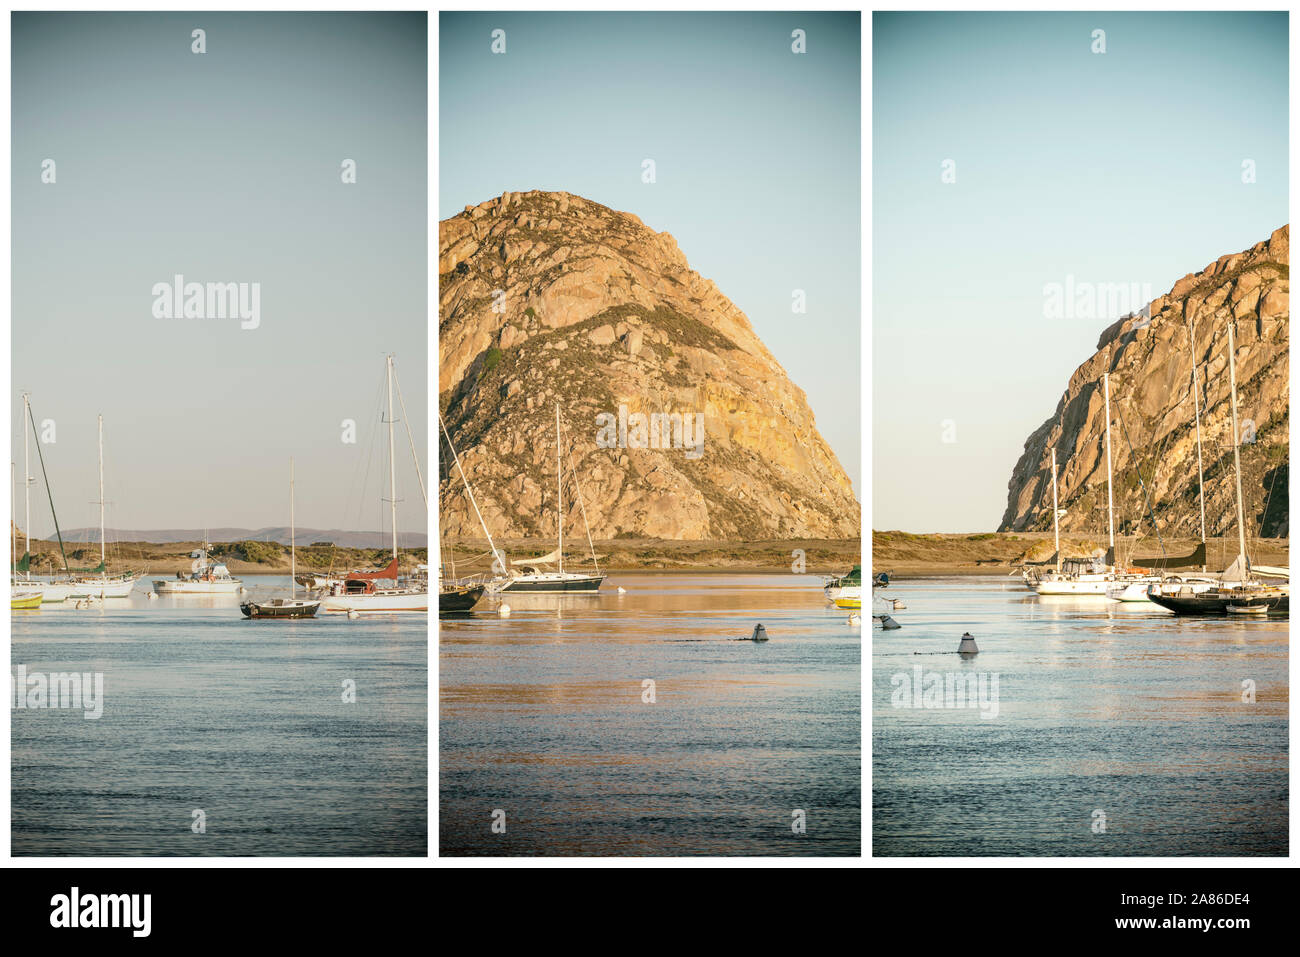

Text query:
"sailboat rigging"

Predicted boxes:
[[495, 404, 605, 594], [320, 354, 428, 613], [241, 458, 320, 619], [68, 415, 143, 599], [1148, 322, 1289, 614]]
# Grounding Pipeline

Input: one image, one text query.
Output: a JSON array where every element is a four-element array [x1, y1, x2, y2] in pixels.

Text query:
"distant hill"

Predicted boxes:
[[53, 527, 427, 548]]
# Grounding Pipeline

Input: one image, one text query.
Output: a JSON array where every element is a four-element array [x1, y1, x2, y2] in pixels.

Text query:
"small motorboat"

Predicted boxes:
[[11, 591, 42, 610], [824, 564, 862, 602], [155, 547, 242, 594], [832, 587, 861, 609], [240, 597, 320, 619], [241, 459, 319, 621]]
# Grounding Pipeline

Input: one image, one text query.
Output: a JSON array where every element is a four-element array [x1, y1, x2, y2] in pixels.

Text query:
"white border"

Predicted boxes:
[[1, 0, 1295, 869]]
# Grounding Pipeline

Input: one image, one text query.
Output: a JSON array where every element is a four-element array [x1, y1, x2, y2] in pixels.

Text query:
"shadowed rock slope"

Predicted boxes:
[[1001, 226, 1288, 542]]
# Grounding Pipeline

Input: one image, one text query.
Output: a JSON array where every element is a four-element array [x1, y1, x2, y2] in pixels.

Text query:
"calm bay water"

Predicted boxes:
[[440, 573, 861, 856], [873, 577, 1288, 856], [11, 575, 427, 856]]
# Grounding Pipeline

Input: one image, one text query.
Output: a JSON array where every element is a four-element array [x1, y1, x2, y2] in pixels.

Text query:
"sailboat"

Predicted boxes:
[[67, 416, 143, 599], [241, 459, 320, 619], [1148, 323, 1289, 615], [436, 411, 495, 612], [16, 392, 77, 604], [11, 461, 44, 607], [496, 404, 605, 594], [1035, 373, 1160, 599], [320, 354, 428, 614]]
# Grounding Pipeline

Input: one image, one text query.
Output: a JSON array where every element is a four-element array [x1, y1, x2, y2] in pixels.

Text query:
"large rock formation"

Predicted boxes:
[[1000, 227, 1288, 540], [438, 190, 859, 541]]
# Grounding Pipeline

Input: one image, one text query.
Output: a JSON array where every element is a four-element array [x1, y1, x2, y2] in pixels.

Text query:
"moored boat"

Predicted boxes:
[[824, 564, 862, 602], [832, 585, 862, 609], [320, 355, 428, 614], [66, 416, 143, 599], [494, 405, 605, 595], [241, 459, 320, 620], [154, 547, 243, 594], [438, 581, 486, 611], [1146, 325, 1288, 616], [241, 596, 321, 619]]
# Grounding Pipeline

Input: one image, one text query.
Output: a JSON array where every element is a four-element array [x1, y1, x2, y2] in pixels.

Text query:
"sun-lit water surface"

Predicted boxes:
[[873, 577, 1288, 856], [440, 573, 861, 856], [11, 575, 426, 856]]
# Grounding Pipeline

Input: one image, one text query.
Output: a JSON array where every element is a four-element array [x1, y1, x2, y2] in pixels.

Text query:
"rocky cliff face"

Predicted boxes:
[[1000, 227, 1289, 541], [438, 190, 859, 541]]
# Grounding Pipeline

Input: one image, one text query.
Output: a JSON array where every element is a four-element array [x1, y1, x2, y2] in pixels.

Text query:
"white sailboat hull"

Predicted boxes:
[[26, 581, 77, 603], [1104, 580, 1158, 602], [320, 589, 429, 613], [69, 575, 142, 599], [154, 579, 243, 595], [1035, 576, 1112, 596]]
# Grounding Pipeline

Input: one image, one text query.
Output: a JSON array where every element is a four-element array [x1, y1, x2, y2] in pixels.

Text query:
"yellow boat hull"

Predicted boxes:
[[833, 596, 862, 609], [11, 593, 42, 609]]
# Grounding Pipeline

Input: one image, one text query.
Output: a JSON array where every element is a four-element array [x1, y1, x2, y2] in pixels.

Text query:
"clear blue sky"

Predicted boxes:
[[873, 11, 1288, 532], [12, 12, 427, 541], [440, 11, 862, 494]]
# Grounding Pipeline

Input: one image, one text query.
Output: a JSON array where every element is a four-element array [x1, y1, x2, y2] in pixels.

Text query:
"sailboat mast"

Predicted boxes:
[[386, 354, 398, 565], [1187, 319, 1208, 569], [290, 457, 296, 599], [97, 414, 105, 574], [1103, 372, 1115, 557], [10, 462, 15, 577], [1051, 447, 1060, 572], [23, 392, 30, 574], [1226, 323, 1248, 572], [439, 413, 501, 566], [556, 404, 563, 575]]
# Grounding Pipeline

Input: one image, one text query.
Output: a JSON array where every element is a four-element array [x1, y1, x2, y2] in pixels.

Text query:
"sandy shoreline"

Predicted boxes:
[[17, 537, 862, 576], [873, 531, 1290, 580]]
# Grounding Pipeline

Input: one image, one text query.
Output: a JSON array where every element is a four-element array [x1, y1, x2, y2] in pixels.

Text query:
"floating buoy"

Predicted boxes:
[[848, 613, 862, 625], [879, 614, 901, 630], [958, 632, 979, 655], [750, 623, 768, 642], [498, 604, 512, 618], [146, 592, 157, 600], [347, 609, 360, 620], [617, 586, 626, 594]]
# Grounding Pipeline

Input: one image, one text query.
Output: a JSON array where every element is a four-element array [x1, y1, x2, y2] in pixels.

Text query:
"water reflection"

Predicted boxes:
[[873, 576, 1287, 856], [440, 572, 861, 856]]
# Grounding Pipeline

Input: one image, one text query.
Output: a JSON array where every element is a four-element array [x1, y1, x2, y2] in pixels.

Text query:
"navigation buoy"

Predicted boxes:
[[848, 613, 862, 625], [958, 632, 979, 655], [498, 604, 511, 618], [146, 592, 157, 600], [750, 623, 768, 642]]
